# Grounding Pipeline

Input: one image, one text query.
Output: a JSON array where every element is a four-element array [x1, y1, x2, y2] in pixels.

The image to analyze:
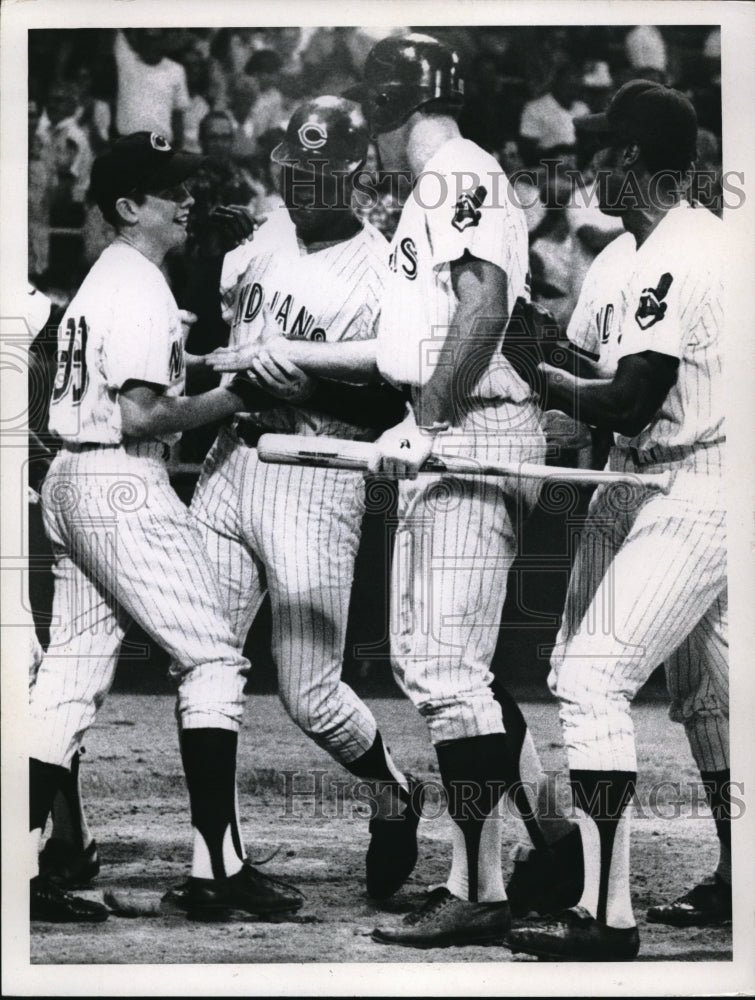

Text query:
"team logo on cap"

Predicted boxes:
[[150, 133, 171, 152], [635, 272, 673, 330], [452, 185, 486, 232], [298, 121, 327, 150]]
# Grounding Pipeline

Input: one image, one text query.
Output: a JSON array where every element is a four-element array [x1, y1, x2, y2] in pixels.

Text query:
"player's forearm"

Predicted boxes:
[[282, 339, 380, 382], [120, 387, 244, 438], [414, 307, 504, 427], [541, 366, 643, 436]]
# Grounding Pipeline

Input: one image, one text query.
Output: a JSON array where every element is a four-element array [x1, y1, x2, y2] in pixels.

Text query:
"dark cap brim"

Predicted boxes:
[[574, 111, 614, 136], [342, 83, 365, 103]]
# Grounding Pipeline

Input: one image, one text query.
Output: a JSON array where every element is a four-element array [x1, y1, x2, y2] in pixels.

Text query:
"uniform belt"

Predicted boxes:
[[627, 438, 724, 467], [232, 418, 264, 449], [61, 440, 171, 461]]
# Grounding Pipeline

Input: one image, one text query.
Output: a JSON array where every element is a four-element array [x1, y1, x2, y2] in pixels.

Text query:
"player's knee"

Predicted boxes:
[[278, 686, 340, 739], [554, 659, 630, 712]]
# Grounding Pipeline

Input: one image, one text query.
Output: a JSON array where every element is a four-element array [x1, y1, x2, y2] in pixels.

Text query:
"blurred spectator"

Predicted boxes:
[[37, 80, 93, 208], [248, 127, 287, 218], [70, 64, 112, 152], [180, 41, 212, 153], [498, 138, 546, 233], [28, 100, 52, 281], [691, 128, 723, 217], [186, 110, 256, 260], [245, 49, 287, 139], [226, 75, 258, 166], [625, 25, 667, 80], [703, 28, 721, 85], [114, 29, 190, 145], [297, 28, 360, 95], [581, 60, 614, 113], [208, 29, 255, 109], [519, 64, 590, 164]]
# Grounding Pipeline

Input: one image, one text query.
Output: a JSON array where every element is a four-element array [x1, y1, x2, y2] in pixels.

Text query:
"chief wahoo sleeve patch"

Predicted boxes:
[[635, 272, 674, 329], [452, 185, 487, 232]]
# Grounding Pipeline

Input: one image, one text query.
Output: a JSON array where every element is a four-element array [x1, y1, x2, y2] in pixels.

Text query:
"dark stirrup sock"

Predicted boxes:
[[570, 769, 636, 924], [436, 734, 509, 902], [30, 757, 68, 833], [180, 728, 243, 879]]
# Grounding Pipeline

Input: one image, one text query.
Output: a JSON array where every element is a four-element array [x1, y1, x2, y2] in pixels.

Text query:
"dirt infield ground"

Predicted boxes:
[[30, 693, 732, 965]]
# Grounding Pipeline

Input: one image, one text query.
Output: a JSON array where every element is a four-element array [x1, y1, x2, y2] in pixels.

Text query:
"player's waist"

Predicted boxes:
[[60, 439, 171, 462], [229, 414, 375, 448], [610, 437, 725, 473]]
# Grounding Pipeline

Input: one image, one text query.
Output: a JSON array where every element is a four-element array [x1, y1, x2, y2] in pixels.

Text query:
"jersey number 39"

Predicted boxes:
[[52, 316, 89, 405]]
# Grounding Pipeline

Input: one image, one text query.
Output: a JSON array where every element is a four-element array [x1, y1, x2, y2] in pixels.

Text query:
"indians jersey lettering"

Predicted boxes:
[[376, 136, 530, 402], [48, 243, 185, 445], [219, 208, 389, 437], [566, 202, 724, 452]]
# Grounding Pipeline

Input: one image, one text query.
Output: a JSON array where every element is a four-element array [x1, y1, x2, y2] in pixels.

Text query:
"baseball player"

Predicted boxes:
[[197, 96, 428, 902], [29, 132, 303, 922], [212, 36, 583, 947], [507, 81, 729, 961]]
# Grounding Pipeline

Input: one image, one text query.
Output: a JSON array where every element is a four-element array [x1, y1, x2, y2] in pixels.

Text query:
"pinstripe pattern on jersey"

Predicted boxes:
[[30, 445, 249, 767], [549, 471, 727, 772], [377, 138, 531, 400], [48, 243, 186, 446], [190, 426, 377, 762], [220, 209, 388, 440]]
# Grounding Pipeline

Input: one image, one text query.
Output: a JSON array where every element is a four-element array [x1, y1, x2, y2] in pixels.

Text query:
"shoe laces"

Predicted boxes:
[[403, 887, 453, 925]]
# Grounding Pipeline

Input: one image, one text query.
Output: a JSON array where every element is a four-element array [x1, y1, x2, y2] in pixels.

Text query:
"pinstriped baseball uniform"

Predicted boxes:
[[377, 137, 546, 744], [550, 201, 727, 772], [190, 208, 390, 763], [30, 241, 249, 768]]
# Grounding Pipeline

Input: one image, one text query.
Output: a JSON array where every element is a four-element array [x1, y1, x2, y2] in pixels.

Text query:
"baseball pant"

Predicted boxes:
[[30, 443, 249, 768], [391, 404, 546, 744], [549, 447, 727, 773], [190, 426, 377, 764]]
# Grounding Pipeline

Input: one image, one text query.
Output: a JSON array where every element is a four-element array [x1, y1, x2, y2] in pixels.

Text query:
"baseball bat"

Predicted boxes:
[[257, 434, 673, 492]]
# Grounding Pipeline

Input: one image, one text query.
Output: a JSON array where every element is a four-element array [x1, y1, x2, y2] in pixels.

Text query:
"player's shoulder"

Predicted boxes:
[[589, 230, 636, 273], [651, 202, 724, 272], [352, 219, 390, 267], [427, 136, 501, 186]]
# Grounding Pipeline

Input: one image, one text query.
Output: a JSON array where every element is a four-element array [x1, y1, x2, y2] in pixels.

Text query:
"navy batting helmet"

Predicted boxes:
[[271, 96, 369, 175], [355, 33, 464, 135]]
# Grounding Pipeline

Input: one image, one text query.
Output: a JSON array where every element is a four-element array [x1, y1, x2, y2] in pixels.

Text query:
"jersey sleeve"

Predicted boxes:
[[103, 288, 177, 390], [565, 270, 600, 358], [419, 170, 514, 274], [615, 266, 688, 361]]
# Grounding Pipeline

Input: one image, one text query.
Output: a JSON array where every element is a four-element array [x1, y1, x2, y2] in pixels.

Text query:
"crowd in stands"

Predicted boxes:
[[27, 25, 723, 462]]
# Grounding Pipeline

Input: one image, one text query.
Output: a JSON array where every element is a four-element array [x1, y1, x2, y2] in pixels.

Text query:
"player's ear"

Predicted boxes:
[[114, 196, 141, 227], [622, 143, 641, 167]]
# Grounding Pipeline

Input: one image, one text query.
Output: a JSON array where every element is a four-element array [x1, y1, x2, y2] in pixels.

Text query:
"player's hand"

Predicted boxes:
[[178, 310, 198, 342], [208, 205, 264, 254], [249, 347, 316, 403], [535, 361, 567, 409], [206, 344, 261, 372], [368, 417, 433, 479]]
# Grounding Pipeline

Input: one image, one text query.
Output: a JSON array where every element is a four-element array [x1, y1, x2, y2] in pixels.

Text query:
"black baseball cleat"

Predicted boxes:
[[372, 887, 511, 948], [506, 905, 640, 961], [646, 874, 732, 927], [506, 827, 584, 917], [38, 838, 100, 889], [31, 874, 109, 922], [366, 775, 428, 900], [183, 862, 304, 921]]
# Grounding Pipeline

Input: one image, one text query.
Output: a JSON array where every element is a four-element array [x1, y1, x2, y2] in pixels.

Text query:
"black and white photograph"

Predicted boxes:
[[1, 0, 754, 995]]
